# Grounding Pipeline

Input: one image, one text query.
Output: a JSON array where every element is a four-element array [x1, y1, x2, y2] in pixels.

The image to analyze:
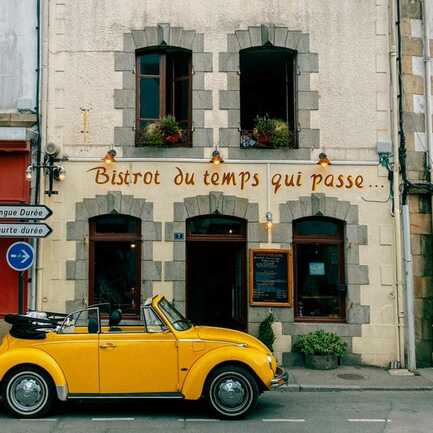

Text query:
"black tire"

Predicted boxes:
[[205, 365, 259, 419], [2, 366, 55, 418]]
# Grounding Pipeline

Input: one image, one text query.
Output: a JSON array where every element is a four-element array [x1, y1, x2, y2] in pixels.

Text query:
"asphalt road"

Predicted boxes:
[[0, 391, 432, 433]]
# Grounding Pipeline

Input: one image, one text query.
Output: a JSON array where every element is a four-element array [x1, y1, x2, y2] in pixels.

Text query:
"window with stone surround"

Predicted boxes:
[[135, 48, 192, 147], [293, 217, 346, 322], [240, 47, 296, 149]]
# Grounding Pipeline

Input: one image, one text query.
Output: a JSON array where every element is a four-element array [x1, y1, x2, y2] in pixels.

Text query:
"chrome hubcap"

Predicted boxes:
[[9, 374, 47, 413], [217, 379, 245, 407]]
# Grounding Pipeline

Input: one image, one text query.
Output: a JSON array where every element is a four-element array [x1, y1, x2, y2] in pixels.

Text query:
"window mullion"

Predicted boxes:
[[160, 54, 167, 117]]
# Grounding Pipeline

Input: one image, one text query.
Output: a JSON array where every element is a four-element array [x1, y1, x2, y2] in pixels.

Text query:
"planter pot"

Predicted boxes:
[[256, 132, 271, 145], [305, 354, 338, 370], [164, 132, 181, 144]]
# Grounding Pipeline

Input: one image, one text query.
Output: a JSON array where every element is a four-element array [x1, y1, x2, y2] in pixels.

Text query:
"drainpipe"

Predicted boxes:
[[389, 0, 405, 367], [422, 1, 433, 217], [395, 0, 417, 370], [30, 0, 42, 311]]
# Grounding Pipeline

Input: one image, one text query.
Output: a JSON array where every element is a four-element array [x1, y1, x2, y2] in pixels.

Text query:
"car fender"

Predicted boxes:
[[0, 348, 68, 400], [181, 345, 273, 400]]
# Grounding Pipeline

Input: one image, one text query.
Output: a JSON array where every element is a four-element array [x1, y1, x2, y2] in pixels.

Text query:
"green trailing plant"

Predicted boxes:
[[136, 115, 183, 146], [253, 115, 293, 148], [293, 330, 347, 357], [258, 313, 275, 352], [159, 115, 181, 137]]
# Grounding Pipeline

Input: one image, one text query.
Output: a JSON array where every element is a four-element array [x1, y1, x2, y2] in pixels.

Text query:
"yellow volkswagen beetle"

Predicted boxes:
[[0, 295, 287, 419]]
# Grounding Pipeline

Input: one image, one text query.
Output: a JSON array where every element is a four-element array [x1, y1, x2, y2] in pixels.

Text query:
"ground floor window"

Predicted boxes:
[[89, 214, 141, 315], [293, 217, 346, 321]]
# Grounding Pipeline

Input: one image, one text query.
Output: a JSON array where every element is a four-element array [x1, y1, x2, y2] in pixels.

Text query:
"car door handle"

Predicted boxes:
[[100, 342, 116, 349]]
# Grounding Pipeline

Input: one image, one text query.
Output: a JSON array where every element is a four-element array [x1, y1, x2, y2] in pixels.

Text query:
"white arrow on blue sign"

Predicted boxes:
[[6, 241, 35, 271]]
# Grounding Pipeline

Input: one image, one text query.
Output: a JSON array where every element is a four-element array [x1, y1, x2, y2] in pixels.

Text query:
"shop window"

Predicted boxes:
[[136, 48, 192, 147], [89, 214, 141, 316], [293, 217, 346, 321], [240, 47, 296, 149]]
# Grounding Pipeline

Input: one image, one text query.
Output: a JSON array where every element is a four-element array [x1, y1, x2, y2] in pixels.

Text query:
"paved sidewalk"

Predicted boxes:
[[282, 366, 433, 392]]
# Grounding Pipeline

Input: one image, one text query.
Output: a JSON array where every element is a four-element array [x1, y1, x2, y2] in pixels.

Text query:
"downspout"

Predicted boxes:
[[389, 0, 405, 367], [422, 2, 433, 216], [396, 0, 417, 370], [422, 0, 433, 366], [30, 0, 42, 310]]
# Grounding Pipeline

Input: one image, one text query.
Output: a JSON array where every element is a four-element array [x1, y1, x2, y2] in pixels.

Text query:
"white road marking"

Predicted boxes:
[[92, 417, 135, 421], [178, 418, 220, 422], [263, 418, 305, 422], [19, 419, 58, 422], [348, 419, 391, 423]]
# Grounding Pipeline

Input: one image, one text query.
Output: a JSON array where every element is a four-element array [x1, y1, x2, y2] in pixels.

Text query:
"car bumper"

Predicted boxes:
[[270, 367, 288, 389]]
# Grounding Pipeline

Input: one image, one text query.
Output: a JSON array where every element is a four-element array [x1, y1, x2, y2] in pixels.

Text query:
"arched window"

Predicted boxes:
[[136, 48, 192, 146], [89, 214, 141, 315], [240, 46, 296, 148], [293, 217, 346, 321]]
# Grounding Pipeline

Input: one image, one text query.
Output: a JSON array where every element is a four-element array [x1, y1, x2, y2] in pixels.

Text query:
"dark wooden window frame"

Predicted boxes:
[[135, 48, 192, 144], [293, 218, 346, 323], [239, 46, 298, 148], [89, 215, 142, 317]]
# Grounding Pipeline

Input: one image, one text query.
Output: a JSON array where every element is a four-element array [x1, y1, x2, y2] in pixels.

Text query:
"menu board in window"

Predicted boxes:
[[249, 249, 292, 307]]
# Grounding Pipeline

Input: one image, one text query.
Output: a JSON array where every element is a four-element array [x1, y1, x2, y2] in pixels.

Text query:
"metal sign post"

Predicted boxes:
[[6, 242, 35, 315]]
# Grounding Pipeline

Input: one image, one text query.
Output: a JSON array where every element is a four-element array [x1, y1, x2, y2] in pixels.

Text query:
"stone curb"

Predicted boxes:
[[276, 384, 433, 392]]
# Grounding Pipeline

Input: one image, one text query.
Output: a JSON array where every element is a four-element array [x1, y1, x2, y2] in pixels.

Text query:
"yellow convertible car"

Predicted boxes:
[[0, 295, 287, 419]]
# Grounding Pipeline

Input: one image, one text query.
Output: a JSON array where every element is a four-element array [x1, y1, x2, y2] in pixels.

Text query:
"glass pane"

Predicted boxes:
[[94, 241, 138, 312], [174, 58, 190, 77], [143, 307, 167, 333], [139, 54, 160, 75], [187, 216, 245, 236], [140, 78, 160, 119], [296, 244, 344, 318], [60, 308, 98, 334], [294, 219, 340, 237], [94, 215, 139, 234], [174, 79, 189, 122]]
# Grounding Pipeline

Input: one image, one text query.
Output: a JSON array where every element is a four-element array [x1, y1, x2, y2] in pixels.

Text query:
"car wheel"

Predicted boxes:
[[205, 365, 259, 419], [2, 366, 54, 418]]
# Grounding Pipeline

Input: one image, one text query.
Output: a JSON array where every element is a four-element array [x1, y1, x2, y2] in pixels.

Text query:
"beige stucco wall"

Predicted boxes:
[[39, 0, 399, 366], [44, 0, 391, 160]]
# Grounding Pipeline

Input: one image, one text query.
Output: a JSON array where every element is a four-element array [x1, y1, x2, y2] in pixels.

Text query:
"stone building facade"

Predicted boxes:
[[36, 0, 401, 366], [398, 0, 433, 366]]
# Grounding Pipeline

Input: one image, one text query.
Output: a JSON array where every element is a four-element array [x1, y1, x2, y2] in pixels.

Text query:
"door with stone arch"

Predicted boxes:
[[186, 214, 247, 331]]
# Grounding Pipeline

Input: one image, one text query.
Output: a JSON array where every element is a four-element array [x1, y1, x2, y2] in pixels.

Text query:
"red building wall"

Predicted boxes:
[[0, 141, 30, 315]]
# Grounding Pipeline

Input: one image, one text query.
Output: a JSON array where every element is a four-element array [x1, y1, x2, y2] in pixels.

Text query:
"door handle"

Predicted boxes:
[[100, 342, 116, 349]]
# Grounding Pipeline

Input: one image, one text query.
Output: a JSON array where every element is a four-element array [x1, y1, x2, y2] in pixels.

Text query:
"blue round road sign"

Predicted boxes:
[[6, 241, 34, 271]]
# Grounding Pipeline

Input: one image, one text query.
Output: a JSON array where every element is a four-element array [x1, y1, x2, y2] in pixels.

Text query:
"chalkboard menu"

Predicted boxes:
[[249, 249, 292, 306]]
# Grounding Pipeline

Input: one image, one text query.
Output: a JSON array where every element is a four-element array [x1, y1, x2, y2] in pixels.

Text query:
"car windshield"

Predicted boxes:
[[158, 298, 192, 331]]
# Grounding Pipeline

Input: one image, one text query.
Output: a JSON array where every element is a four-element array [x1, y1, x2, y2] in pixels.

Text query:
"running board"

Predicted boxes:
[[68, 392, 184, 399]]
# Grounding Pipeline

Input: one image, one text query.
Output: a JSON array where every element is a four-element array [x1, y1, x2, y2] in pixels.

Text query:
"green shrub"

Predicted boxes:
[[258, 313, 275, 352], [293, 330, 347, 357]]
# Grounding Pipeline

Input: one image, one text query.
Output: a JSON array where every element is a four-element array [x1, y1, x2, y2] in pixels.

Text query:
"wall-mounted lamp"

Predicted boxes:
[[210, 148, 224, 165], [317, 152, 331, 168], [104, 149, 117, 164], [25, 149, 67, 196], [265, 211, 273, 230]]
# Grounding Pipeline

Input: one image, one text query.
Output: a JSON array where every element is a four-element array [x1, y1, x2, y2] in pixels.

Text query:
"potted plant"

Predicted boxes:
[[293, 330, 347, 370], [136, 115, 183, 146], [159, 115, 183, 144], [253, 115, 294, 148]]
